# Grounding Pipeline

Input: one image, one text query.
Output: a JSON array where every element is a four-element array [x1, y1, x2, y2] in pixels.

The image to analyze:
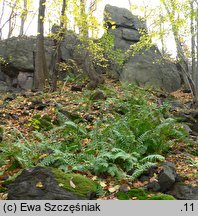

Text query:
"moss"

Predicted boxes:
[[52, 168, 98, 198], [117, 188, 148, 200], [117, 188, 176, 200], [149, 194, 175, 200], [117, 192, 130, 200], [127, 188, 148, 200]]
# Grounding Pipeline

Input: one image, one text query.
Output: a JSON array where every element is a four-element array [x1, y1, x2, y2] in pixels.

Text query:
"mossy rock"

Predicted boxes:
[[148, 194, 175, 200], [52, 169, 98, 198], [117, 188, 175, 200], [117, 188, 148, 200]]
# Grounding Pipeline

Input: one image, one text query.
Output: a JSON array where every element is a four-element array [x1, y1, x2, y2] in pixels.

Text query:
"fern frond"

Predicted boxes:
[[130, 162, 156, 180], [140, 154, 165, 163]]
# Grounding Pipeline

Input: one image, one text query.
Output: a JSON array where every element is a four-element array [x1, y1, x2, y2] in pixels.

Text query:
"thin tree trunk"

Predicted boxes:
[[8, 2, 17, 38], [79, 0, 88, 37], [0, 0, 6, 39], [162, 0, 198, 105], [34, 0, 48, 91], [190, 1, 196, 79], [51, 0, 67, 91], [195, 0, 198, 104], [19, 0, 27, 36]]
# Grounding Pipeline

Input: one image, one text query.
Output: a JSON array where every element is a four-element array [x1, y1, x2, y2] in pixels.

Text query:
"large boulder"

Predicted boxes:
[[104, 4, 145, 51], [0, 36, 53, 72], [0, 33, 83, 90], [168, 183, 198, 200], [104, 5, 182, 92], [7, 167, 98, 200], [121, 47, 181, 92], [104, 4, 146, 30]]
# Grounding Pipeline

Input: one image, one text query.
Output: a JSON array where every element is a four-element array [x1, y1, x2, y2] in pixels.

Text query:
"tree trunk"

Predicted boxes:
[[51, 0, 67, 91], [195, 0, 198, 105], [162, 0, 198, 105], [0, 0, 6, 39], [79, 0, 88, 38], [33, 0, 48, 91], [19, 0, 27, 36], [8, 1, 17, 38]]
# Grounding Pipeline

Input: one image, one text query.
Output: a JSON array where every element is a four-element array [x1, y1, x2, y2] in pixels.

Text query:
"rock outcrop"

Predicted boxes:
[[0, 5, 182, 92], [104, 4, 182, 92], [104, 4, 146, 52]]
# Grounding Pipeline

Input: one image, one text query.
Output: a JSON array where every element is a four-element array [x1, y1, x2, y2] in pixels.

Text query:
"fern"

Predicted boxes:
[[130, 162, 157, 180], [140, 154, 165, 163]]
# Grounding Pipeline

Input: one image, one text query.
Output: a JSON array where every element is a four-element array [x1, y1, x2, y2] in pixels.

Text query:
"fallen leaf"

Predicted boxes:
[[92, 176, 97, 181], [70, 177, 76, 188], [36, 181, 43, 188], [108, 185, 120, 193], [100, 181, 107, 188]]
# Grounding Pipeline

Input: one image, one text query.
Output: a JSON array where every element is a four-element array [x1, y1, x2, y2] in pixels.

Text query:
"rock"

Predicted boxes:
[[122, 28, 140, 42], [60, 32, 81, 61], [0, 36, 53, 72], [139, 165, 158, 182], [4, 94, 17, 102], [189, 122, 198, 135], [8, 167, 97, 200], [0, 5, 182, 93], [121, 47, 181, 92], [104, 5, 181, 92], [90, 90, 107, 101], [181, 124, 192, 134], [169, 100, 185, 111], [0, 81, 8, 91], [17, 72, 33, 90], [119, 184, 130, 193], [71, 85, 83, 92], [108, 28, 136, 51], [104, 4, 145, 52], [190, 111, 198, 119], [168, 183, 198, 200], [104, 4, 146, 30], [147, 181, 161, 192], [158, 162, 177, 192]]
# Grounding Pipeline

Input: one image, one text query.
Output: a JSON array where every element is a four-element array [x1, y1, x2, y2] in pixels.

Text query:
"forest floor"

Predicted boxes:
[[0, 77, 197, 200]]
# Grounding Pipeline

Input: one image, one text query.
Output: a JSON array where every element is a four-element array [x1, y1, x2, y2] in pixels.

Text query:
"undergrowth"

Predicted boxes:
[[0, 84, 188, 181]]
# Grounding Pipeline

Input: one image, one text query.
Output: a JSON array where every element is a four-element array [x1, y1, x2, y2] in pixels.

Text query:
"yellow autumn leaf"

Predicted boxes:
[[92, 176, 97, 181], [70, 177, 76, 189], [38, 154, 48, 159], [36, 181, 43, 188], [108, 185, 120, 193], [100, 181, 107, 188]]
